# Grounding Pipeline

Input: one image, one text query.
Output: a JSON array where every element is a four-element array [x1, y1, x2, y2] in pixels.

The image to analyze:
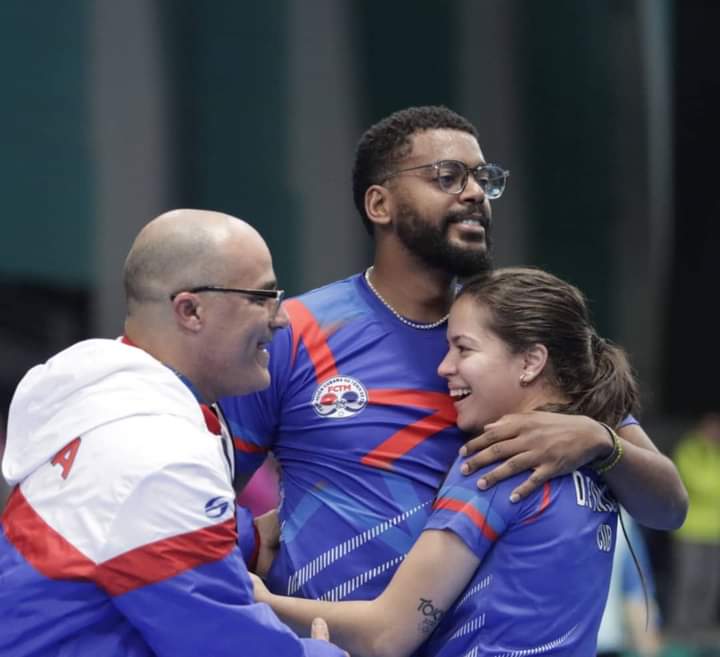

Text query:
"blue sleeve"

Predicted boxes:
[[220, 327, 294, 476], [235, 504, 258, 568], [113, 549, 345, 657], [618, 415, 639, 428], [423, 457, 528, 559]]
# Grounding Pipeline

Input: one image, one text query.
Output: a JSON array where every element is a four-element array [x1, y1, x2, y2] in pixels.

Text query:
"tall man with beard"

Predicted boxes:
[[220, 106, 687, 603]]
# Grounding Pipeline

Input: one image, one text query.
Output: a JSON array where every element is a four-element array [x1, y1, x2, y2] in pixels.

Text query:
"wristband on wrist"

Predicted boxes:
[[592, 422, 624, 475]]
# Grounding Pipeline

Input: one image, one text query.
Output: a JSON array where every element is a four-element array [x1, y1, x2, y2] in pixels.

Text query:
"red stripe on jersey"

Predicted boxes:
[[285, 299, 338, 382], [232, 437, 268, 454], [369, 389, 457, 416], [433, 497, 499, 542], [360, 389, 457, 469], [521, 481, 553, 525], [97, 517, 236, 596], [2, 488, 96, 579], [200, 405, 222, 435], [3, 487, 237, 596]]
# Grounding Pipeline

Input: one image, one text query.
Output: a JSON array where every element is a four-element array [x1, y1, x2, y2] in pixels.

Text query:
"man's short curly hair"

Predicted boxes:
[[352, 105, 479, 235]]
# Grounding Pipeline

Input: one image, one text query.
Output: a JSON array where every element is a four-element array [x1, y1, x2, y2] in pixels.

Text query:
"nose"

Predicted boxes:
[[270, 301, 290, 330], [458, 172, 486, 205], [437, 349, 456, 378]]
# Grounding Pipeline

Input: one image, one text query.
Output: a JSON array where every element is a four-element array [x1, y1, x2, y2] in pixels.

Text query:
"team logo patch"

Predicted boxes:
[[312, 375, 368, 419], [205, 496, 231, 519]]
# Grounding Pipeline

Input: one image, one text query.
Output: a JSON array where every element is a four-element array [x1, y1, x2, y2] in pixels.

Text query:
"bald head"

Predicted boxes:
[[121, 208, 287, 401], [123, 209, 266, 314]]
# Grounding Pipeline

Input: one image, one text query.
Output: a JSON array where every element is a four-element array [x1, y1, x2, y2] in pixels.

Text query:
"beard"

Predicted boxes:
[[394, 203, 493, 277]]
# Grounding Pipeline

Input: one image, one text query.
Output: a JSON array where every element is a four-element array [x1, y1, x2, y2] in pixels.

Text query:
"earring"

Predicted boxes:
[[520, 373, 530, 386]]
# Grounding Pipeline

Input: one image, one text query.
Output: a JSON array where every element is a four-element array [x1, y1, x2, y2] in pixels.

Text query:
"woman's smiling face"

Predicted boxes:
[[437, 296, 529, 434]]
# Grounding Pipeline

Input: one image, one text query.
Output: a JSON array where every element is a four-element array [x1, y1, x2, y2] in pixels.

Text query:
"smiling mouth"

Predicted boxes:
[[449, 388, 472, 402], [456, 218, 484, 228], [447, 216, 487, 241]]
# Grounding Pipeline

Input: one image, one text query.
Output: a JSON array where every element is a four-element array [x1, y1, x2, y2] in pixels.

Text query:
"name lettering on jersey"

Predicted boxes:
[[312, 375, 368, 419], [596, 523, 613, 552], [51, 437, 82, 480], [572, 471, 618, 513]]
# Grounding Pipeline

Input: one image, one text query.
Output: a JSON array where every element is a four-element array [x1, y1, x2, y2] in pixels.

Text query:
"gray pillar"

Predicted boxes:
[[90, 0, 173, 337], [288, 0, 368, 289], [456, 0, 530, 268], [611, 0, 674, 412]]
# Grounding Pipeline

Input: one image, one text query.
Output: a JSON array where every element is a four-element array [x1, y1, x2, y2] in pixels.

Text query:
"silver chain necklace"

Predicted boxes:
[[364, 267, 449, 330]]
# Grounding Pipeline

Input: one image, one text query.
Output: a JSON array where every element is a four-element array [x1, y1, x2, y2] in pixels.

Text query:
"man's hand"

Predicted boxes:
[[253, 508, 280, 578], [249, 576, 351, 657], [250, 572, 272, 603], [310, 618, 331, 641], [311, 618, 350, 657], [459, 411, 612, 502]]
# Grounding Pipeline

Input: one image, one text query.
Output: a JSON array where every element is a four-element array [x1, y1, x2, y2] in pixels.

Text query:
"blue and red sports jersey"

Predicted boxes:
[[220, 274, 466, 600], [420, 458, 618, 657]]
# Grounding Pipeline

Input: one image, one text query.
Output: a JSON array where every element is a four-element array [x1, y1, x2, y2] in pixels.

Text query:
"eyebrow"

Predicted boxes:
[[449, 333, 475, 344]]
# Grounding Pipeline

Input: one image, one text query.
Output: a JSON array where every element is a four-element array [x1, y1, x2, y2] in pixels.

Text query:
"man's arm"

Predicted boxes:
[[458, 412, 688, 530], [107, 461, 346, 657]]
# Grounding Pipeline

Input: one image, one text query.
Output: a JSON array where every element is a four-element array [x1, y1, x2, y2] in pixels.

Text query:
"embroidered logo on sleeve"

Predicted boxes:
[[204, 496, 231, 519]]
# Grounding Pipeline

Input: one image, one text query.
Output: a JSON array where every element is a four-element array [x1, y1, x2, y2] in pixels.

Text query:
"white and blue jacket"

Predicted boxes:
[[0, 339, 343, 657]]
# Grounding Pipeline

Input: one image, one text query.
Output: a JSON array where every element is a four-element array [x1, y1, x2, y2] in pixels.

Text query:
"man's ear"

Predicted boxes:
[[522, 343, 549, 384], [171, 292, 203, 333], [365, 184, 393, 230]]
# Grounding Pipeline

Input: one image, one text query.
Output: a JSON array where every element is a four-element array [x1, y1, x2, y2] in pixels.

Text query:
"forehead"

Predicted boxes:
[[448, 296, 493, 339], [406, 129, 484, 166], [224, 230, 276, 287]]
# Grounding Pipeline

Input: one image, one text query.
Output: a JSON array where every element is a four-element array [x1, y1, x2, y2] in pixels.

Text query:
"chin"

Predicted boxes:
[[456, 413, 478, 435], [233, 368, 271, 396], [457, 411, 494, 436], [253, 369, 272, 393]]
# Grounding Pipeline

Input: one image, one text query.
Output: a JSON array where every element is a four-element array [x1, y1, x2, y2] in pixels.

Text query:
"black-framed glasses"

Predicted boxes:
[[170, 286, 285, 317], [382, 160, 509, 198]]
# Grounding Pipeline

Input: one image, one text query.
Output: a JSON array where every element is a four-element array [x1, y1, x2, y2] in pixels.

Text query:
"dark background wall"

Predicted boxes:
[[0, 0, 716, 426]]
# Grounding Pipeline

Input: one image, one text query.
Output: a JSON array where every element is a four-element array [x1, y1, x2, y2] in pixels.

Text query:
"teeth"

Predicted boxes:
[[459, 218, 481, 226], [449, 388, 471, 398]]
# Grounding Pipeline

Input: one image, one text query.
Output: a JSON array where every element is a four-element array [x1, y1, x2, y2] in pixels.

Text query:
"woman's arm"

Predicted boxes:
[[253, 530, 479, 657]]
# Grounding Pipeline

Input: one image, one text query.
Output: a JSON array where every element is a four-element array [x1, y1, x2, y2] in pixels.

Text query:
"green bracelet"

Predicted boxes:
[[593, 422, 624, 475]]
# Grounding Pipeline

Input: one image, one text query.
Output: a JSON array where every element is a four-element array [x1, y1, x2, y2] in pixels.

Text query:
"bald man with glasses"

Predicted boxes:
[[0, 209, 346, 657]]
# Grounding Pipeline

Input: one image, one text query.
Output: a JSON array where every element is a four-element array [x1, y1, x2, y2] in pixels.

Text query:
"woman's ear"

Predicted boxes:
[[520, 343, 549, 385]]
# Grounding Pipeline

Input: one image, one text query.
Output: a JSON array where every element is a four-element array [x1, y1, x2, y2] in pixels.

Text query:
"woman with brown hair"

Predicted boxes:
[[254, 267, 639, 657]]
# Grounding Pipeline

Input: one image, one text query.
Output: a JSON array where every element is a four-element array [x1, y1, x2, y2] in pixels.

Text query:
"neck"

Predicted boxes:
[[518, 383, 569, 415], [369, 249, 455, 324], [124, 318, 213, 403]]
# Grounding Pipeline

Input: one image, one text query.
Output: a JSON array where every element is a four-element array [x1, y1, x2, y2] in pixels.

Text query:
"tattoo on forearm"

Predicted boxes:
[[417, 597, 445, 634]]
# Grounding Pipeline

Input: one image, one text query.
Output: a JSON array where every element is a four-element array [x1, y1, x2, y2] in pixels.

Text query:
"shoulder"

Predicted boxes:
[[12, 414, 233, 568], [288, 273, 372, 327]]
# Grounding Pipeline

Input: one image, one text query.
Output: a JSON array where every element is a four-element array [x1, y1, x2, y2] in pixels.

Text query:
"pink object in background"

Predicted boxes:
[[236, 458, 280, 517]]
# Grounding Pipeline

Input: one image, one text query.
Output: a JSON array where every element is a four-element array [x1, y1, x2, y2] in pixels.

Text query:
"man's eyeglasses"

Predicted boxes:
[[382, 160, 509, 198], [170, 286, 285, 317]]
